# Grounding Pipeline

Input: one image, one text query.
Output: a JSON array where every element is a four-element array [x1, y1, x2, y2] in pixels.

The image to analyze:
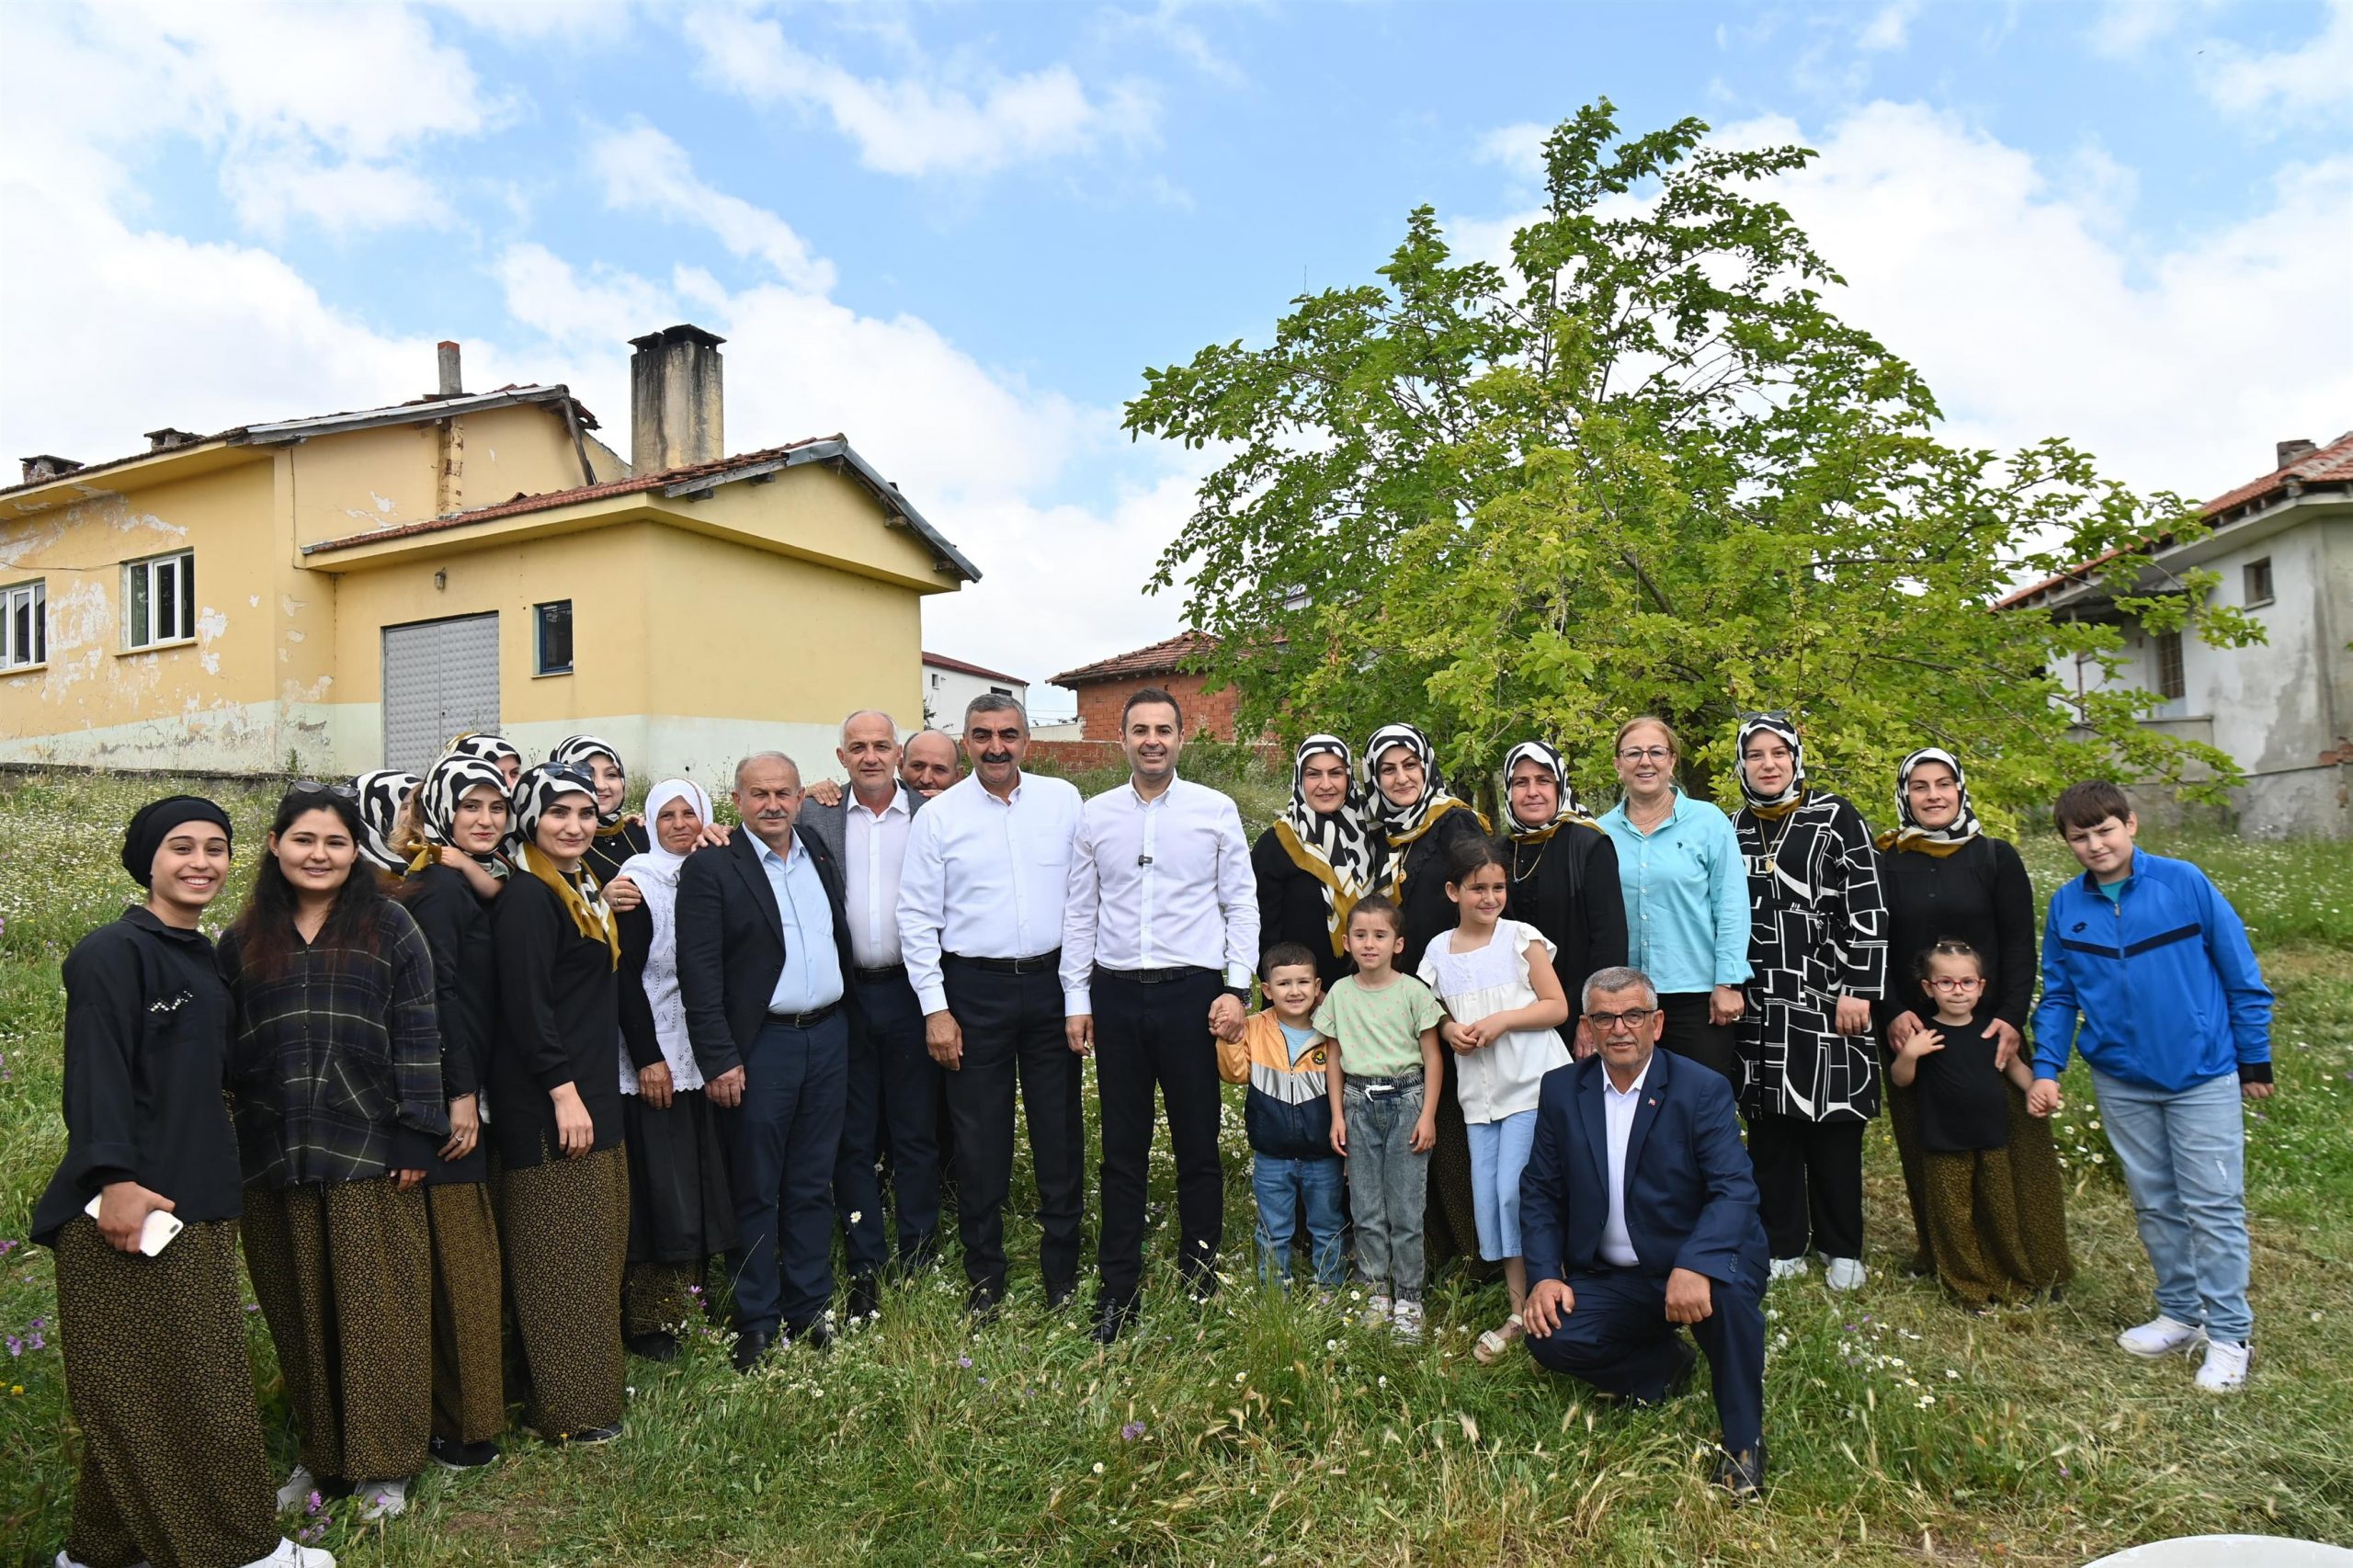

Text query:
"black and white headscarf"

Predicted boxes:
[[1501, 740, 1597, 843], [1273, 734, 1383, 954], [353, 769, 419, 874], [511, 763, 619, 965], [410, 753, 512, 878], [448, 732, 520, 772], [1734, 714, 1807, 817], [1879, 746, 1982, 857], [550, 733, 626, 829], [1363, 723, 1452, 842]]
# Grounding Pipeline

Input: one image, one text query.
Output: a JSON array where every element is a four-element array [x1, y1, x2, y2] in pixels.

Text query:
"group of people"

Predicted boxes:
[[36, 692, 2279, 1565]]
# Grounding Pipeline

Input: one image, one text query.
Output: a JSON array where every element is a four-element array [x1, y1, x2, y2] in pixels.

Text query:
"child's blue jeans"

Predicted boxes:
[[1342, 1074, 1428, 1302], [1252, 1153, 1347, 1287], [2091, 1067, 2254, 1343]]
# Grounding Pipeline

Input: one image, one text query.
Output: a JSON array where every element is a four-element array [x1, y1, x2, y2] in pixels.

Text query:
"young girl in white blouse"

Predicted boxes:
[[1419, 835, 1574, 1363]]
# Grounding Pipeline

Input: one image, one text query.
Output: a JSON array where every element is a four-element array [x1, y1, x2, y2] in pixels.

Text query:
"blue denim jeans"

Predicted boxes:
[[2091, 1068, 2254, 1343], [1342, 1075, 1428, 1302], [1253, 1153, 1347, 1288]]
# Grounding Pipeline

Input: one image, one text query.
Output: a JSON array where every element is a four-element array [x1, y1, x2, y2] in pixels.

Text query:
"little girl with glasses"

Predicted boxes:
[[1891, 940, 2073, 1311]]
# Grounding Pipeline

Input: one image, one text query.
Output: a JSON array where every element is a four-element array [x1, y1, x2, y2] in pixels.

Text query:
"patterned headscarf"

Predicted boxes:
[[1733, 714, 1807, 819], [1272, 734, 1383, 956], [550, 734, 628, 831], [1500, 740, 1597, 844], [1363, 722, 1484, 894], [354, 769, 419, 875], [408, 753, 512, 878], [448, 732, 520, 773], [511, 763, 619, 967], [1876, 747, 1982, 858]]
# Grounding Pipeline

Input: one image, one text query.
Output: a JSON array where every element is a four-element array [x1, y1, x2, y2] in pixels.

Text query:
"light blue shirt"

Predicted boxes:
[[756, 835, 845, 1016], [1597, 790, 1752, 995]]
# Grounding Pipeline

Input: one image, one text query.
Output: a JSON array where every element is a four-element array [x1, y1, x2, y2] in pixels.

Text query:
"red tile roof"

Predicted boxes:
[[922, 650, 1028, 686], [1049, 630, 1220, 687]]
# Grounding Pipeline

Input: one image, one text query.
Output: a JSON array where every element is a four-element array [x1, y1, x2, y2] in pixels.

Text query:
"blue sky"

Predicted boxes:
[[4, 0, 2347, 707]]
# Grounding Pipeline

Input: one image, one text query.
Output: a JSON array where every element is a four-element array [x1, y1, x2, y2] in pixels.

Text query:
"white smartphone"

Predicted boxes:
[[83, 1194, 184, 1256]]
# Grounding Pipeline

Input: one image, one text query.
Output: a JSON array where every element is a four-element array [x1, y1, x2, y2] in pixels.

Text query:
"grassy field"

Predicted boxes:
[[2, 767, 2348, 1565]]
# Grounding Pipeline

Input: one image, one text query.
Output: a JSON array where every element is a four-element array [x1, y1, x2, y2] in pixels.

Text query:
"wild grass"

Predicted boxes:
[[1, 771, 2348, 1564]]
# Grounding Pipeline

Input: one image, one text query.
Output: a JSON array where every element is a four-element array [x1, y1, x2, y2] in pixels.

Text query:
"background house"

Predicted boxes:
[[1998, 431, 2351, 838], [1049, 630, 1245, 741], [1, 325, 978, 783], [920, 651, 1027, 734]]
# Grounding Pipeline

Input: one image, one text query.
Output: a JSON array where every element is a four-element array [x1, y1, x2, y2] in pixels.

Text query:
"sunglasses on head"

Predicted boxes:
[[288, 778, 358, 801]]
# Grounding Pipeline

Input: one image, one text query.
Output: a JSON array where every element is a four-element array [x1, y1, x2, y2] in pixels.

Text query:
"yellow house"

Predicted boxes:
[[0, 324, 978, 783]]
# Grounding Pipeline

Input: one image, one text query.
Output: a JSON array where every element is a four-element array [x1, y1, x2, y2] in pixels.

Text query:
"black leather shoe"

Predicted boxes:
[[1714, 1441, 1767, 1498], [564, 1422, 622, 1445], [785, 1317, 835, 1352], [1665, 1336, 1699, 1399], [847, 1275, 882, 1322], [966, 1283, 1001, 1325], [429, 1435, 501, 1471], [731, 1329, 774, 1373], [1045, 1278, 1080, 1312], [1089, 1292, 1137, 1346], [624, 1329, 678, 1363]]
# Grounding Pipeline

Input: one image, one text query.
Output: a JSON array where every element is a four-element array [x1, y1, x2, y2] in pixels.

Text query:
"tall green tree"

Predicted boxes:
[[1124, 101, 2258, 821]]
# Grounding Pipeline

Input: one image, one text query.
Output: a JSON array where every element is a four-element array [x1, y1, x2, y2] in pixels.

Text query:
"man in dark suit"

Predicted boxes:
[[676, 751, 860, 1371], [1520, 964, 1769, 1494]]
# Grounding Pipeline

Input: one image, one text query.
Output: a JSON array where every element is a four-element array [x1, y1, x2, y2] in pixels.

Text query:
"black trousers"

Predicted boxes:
[[941, 958, 1086, 1297], [1528, 1266, 1765, 1456], [839, 971, 942, 1272], [1746, 1110, 1866, 1260], [1093, 966, 1226, 1301], [1657, 991, 1742, 1095]]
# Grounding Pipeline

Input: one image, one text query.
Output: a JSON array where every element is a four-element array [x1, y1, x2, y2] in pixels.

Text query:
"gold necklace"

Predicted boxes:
[[1756, 807, 1799, 875], [1510, 837, 1548, 882]]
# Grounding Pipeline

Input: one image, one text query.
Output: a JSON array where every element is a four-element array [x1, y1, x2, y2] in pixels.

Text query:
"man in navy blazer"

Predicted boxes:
[[1520, 965, 1769, 1494]]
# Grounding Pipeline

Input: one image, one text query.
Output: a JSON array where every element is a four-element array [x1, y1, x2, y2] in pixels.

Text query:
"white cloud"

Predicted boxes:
[[682, 6, 1157, 177], [222, 149, 455, 238], [1092, 0, 1247, 88], [1857, 0, 1923, 52], [589, 122, 835, 292], [1476, 122, 1549, 182], [2085, 0, 2224, 59], [2199, 0, 2353, 127]]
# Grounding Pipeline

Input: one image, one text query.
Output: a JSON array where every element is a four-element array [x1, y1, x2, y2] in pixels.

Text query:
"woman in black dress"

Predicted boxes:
[[394, 752, 511, 1469], [1498, 740, 1627, 1026], [35, 798, 329, 1568], [551, 733, 647, 886], [1251, 733, 1382, 990], [491, 762, 630, 1444], [1363, 722, 1492, 1275], [224, 787, 447, 1523]]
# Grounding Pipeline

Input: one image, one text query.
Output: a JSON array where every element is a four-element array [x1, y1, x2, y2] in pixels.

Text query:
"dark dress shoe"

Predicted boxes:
[[847, 1275, 882, 1322], [785, 1317, 835, 1352], [1045, 1278, 1079, 1312], [1665, 1336, 1699, 1398], [563, 1423, 623, 1445], [966, 1283, 1001, 1325], [625, 1329, 679, 1363], [1714, 1442, 1767, 1497], [1090, 1293, 1137, 1346], [429, 1436, 501, 1471], [732, 1329, 774, 1373]]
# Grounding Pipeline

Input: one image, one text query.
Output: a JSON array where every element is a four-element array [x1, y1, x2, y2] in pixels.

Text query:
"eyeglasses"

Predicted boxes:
[[1926, 976, 1984, 992], [1584, 1007, 1658, 1029], [1615, 747, 1672, 763]]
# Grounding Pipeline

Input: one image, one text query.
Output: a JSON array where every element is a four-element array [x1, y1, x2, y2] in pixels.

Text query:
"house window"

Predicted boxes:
[[2154, 630, 2186, 700], [929, 671, 944, 690], [534, 599, 574, 676], [2244, 558, 2274, 607], [2, 579, 45, 669], [989, 685, 1012, 697], [122, 551, 194, 650]]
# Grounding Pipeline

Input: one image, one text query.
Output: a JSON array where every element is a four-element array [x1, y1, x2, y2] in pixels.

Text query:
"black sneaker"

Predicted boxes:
[[429, 1435, 501, 1471], [563, 1423, 623, 1446], [624, 1329, 678, 1362]]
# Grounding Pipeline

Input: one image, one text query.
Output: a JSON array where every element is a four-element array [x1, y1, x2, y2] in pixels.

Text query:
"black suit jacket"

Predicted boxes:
[[1519, 1047, 1768, 1290], [676, 823, 860, 1081]]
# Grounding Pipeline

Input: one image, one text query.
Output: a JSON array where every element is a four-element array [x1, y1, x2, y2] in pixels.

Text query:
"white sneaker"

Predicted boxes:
[[1359, 1292, 1392, 1329], [2116, 1313, 2207, 1359], [1391, 1299, 1425, 1344], [2194, 1339, 2251, 1392], [356, 1478, 408, 1521], [1823, 1257, 1866, 1291], [1768, 1256, 1809, 1283], [274, 1464, 317, 1513], [240, 1540, 337, 1568]]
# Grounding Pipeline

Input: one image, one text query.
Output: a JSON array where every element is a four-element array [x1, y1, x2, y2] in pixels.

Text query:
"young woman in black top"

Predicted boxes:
[[1497, 740, 1627, 1018], [551, 733, 648, 886], [1251, 734, 1381, 990], [395, 752, 511, 1470], [491, 763, 630, 1444], [224, 787, 446, 1524], [35, 799, 335, 1568]]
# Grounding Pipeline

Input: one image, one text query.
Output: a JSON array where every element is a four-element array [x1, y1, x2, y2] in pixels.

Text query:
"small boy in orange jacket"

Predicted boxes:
[[1217, 943, 1347, 1289]]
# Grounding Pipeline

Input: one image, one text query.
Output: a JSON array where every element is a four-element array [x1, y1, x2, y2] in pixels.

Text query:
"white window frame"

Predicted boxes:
[[122, 550, 196, 651], [1, 578, 44, 670]]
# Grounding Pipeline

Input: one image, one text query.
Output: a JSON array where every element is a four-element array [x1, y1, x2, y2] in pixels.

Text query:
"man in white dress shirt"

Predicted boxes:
[[1063, 687, 1259, 1342], [1517, 966, 1770, 1495], [896, 694, 1086, 1320]]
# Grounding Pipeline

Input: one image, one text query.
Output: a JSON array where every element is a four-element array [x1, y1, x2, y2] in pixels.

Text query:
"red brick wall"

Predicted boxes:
[[1066, 673, 1248, 742]]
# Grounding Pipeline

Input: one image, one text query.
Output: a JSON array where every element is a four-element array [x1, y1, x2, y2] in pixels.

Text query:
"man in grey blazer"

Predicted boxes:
[[801, 710, 939, 1312]]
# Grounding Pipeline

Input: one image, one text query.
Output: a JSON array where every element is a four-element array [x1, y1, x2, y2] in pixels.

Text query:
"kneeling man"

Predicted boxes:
[[1519, 964, 1768, 1494]]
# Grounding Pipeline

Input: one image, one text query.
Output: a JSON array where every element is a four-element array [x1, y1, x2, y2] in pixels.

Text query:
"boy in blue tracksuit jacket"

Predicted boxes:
[[2029, 781, 2274, 1391]]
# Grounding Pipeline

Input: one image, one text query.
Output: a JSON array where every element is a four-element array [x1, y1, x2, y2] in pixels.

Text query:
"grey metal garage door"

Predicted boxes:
[[382, 613, 500, 774]]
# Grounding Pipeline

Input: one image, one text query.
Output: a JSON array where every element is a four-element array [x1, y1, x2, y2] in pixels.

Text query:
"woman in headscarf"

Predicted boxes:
[[1362, 722, 1492, 1277], [1874, 748, 2071, 1305], [1251, 734, 1383, 989], [35, 799, 335, 1568], [354, 768, 420, 880], [490, 762, 630, 1444], [614, 778, 735, 1361], [550, 733, 646, 887], [392, 752, 511, 1471], [448, 732, 522, 790], [1731, 714, 1887, 1292], [1498, 740, 1627, 1026], [224, 786, 447, 1524]]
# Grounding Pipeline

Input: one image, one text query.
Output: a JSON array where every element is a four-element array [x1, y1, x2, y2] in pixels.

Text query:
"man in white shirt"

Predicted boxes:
[[1517, 966, 1770, 1496], [896, 694, 1086, 1320], [1063, 687, 1258, 1342]]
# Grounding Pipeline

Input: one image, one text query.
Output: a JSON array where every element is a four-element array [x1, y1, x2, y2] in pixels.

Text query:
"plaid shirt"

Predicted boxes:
[[222, 900, 449, 1186]]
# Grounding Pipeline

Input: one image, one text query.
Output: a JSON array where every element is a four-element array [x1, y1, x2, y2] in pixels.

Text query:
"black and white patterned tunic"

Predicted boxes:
[[1734, 790, 1889, 1122]]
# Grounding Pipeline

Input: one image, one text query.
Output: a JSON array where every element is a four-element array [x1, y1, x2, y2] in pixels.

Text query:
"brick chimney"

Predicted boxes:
[[629, 324, 725, 474], [143, 427, 203, 451], [2277, 437, 2317, 470], [18, 454, 82, 483], [437, 340, 464, 398]]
